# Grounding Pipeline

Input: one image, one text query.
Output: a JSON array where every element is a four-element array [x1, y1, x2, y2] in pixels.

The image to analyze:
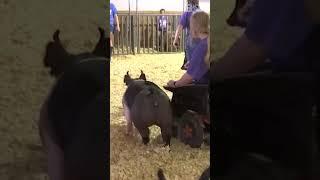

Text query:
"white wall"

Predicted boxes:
[[200, 1, 210, 14], [110, 0, 210, 13]]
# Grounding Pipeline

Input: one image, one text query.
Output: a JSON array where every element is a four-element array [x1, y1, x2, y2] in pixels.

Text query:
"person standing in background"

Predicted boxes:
[[110, 3, 120, 57], [173, 0, 200, 70], [158, 9, 168, 52]]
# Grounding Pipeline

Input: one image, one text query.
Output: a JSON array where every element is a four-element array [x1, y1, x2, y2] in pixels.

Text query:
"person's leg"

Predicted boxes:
[[164, 31, 168, 52], [110, 26, 114, 57], [181, 51, 188, 70], [110, 33, 113, 57], [158, 30, 164, 52], [158, 32, 162, 52]]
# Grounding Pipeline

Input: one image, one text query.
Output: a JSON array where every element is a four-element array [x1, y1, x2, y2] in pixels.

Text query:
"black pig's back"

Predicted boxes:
[[124, 80, 169, 109], [131, 83, 171, 128]]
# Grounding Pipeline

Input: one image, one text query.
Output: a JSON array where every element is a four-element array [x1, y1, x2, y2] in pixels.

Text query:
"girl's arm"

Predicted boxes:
[[210, 33, 266, 81], [167, 38, 208, 87], [173, 72, 193, 87]]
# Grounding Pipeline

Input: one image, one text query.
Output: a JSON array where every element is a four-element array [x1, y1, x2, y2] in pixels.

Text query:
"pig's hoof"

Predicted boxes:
[[142, 137, 150, 145], [162, 142, 171, 148], [162, 144, 171, 152], [164, 140, 171, 147]]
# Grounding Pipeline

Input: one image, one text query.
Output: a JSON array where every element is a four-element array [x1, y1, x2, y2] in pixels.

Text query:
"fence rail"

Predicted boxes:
[[112, 12, 186, 55]]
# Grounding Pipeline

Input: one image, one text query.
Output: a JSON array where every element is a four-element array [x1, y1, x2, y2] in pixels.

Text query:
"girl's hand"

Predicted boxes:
[[167, 80, 176, 87], [184, 61, 190, 69]]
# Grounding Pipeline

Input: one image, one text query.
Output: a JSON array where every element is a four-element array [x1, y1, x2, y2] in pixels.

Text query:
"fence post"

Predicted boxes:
[[137, 15, 141, 54], [121, 16, 124, 54], [131, 15, 135, 55], [151, 16, 154, 54], [143, 16, 145, 53]]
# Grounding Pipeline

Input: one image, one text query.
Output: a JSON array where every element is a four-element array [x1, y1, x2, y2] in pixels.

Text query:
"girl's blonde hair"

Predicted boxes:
[[190, 11, 209, 34], [190, 11, 211, 67]]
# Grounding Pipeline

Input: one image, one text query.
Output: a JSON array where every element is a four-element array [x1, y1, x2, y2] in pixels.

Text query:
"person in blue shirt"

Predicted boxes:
[[158, 9, 168, 52], [110, 3, 120, 56], [158, 9, 168, 32], [173, 0, 200, 70]]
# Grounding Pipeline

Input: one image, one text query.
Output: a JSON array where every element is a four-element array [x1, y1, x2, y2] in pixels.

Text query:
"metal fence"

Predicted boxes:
[[112, 12, 186, 55]]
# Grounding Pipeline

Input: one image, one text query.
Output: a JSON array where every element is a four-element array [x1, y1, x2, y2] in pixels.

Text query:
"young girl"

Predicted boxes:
[[167, 11, 210, 87]]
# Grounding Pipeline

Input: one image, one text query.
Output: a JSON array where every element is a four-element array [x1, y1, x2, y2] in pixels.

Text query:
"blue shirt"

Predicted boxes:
[[158, 16, 168, 31], [245, 0, 314, 72], [110, 3, 118, 28], [187, 38, 209, 84]]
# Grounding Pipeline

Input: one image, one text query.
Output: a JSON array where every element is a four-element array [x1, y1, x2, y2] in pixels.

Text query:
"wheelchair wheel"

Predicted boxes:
[[177, 110, 204, 148]]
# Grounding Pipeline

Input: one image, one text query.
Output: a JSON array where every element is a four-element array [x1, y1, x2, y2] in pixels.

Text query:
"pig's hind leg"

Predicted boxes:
[[160, 125, 172, 147], [123, 102, 133, 136], [136, 126, 150, 145], [159, 109, 173, 147]]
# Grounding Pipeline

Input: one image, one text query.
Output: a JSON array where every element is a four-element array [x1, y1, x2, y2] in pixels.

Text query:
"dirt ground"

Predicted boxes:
[[0, 0, 105, 179], [110, 54, 210, 180]]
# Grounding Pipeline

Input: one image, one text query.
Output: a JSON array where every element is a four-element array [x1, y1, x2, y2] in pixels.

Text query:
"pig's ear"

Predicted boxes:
[[92, 27, 109, 58], [43, 29, 70, 77], [53, 30, 61, 42], [52, 29, 66, 51], [139, 70, 146, 81], [126, 71, 131, 78], [124, 71, 132, 85]]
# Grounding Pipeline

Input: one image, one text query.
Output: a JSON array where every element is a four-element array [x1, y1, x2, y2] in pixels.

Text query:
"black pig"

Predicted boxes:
[[39, 27, 109, 180], [122, 71, 172, 146]]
